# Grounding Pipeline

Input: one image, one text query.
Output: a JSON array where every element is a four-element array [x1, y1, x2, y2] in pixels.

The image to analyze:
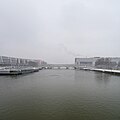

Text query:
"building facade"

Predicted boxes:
[[75, 57, 120, 69], [75, 57, 100, 67], [0, 56, 47, 67]]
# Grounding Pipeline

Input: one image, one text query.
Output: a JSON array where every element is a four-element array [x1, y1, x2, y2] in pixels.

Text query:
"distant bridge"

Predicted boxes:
[[40, 64, 76, 70]]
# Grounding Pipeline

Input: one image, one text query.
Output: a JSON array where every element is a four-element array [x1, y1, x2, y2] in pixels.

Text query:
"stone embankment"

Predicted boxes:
[[0, 67, 40, 75], [79, 67, 120, 75]]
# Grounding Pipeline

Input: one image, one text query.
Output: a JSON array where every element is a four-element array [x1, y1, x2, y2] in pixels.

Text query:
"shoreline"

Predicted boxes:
[[77, 67, 120, 75]]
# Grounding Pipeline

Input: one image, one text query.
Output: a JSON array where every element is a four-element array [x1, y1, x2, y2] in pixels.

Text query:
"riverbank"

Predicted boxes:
[[0, 67, 40, 75], [78, 67, 120, 75]]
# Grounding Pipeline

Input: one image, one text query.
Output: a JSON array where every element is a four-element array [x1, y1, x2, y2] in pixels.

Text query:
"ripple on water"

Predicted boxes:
[[0, 70, 120, 120]]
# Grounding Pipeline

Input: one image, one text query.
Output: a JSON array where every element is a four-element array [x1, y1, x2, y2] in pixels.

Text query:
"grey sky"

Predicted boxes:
[[0, 0, 120, 64]]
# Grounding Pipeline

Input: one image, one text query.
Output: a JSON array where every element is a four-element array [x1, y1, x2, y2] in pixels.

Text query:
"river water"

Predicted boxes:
[[0, 70, 120, 120]]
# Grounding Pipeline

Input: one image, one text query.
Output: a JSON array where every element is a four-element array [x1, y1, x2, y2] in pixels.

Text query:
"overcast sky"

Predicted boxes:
[[0, 0, 120, 63]]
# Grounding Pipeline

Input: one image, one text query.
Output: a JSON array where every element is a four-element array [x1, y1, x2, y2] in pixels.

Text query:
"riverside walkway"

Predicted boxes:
[[0, 67, 40, 75], [80, 67, 120, 75]]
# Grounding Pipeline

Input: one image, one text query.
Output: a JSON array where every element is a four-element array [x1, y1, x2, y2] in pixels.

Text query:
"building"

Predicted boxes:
[[0, 56, 47, 67], [75, 57, 120, 69], [75, 57, 100, 67]]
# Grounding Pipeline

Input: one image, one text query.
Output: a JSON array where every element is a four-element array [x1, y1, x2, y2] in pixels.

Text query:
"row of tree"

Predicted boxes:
[[95, 58, 120, 69]]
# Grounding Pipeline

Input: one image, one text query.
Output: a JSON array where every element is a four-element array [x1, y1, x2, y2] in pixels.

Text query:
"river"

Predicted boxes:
[[0, 70, 120, 120]]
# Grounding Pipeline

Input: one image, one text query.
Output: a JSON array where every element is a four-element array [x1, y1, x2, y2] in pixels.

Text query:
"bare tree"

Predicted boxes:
[[95, 58, 115, 69]]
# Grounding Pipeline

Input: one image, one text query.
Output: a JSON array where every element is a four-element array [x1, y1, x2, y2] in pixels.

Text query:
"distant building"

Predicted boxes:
[[0, 56, 47, 67], [75, 57, 120, 69], [75, 57, 100, 67]]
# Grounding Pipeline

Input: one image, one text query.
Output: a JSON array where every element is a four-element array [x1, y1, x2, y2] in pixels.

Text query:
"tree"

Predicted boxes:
[[95, 58, 104, 66], [95, 58, 112, 68], [118, 61, 120, 67]]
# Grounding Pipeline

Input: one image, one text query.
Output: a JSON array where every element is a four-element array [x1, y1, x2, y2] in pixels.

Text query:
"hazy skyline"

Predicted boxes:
[[0, 0, 120, 64]]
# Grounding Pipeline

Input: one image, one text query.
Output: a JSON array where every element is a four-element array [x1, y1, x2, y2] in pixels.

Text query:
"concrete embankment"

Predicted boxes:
[[0, 67, 40, 75], [79, 67, 120, 75]]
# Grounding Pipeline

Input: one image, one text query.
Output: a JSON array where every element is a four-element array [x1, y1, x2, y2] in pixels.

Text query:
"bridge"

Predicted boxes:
[[40, 64, 76, 70]]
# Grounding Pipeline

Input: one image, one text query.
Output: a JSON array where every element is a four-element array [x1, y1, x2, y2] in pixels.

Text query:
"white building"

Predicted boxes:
[[75, 57, 100, 67], [0, 56, 47, 67], [75, 57, 120, 68]]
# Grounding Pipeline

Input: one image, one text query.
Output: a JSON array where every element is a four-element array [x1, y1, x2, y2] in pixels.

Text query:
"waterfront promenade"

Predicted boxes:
[[79, 67, 120, 75], [0, 67, 40, 75]]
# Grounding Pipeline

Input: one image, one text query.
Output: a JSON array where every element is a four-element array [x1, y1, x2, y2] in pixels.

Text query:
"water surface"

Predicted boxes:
[[0, 70, 120, 120]]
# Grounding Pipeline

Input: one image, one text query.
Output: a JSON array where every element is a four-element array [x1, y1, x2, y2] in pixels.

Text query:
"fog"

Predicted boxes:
[[0, 0, 120, 63]]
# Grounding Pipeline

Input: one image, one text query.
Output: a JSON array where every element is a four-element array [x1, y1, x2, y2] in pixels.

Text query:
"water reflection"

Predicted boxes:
[[74, 70, 94, 83], [0, 70, 120, 120], [94, 72, 111, 85], [74, 70, 112, 87]]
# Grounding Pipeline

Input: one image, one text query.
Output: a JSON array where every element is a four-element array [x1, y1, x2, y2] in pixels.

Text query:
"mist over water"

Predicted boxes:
[[0, 70, 120, 120]]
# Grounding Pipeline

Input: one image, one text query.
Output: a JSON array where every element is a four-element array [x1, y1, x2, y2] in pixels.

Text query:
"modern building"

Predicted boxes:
[[75, 57, 100, 67], [0, 56, 47, 67], [75, 57, 120, 69]]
